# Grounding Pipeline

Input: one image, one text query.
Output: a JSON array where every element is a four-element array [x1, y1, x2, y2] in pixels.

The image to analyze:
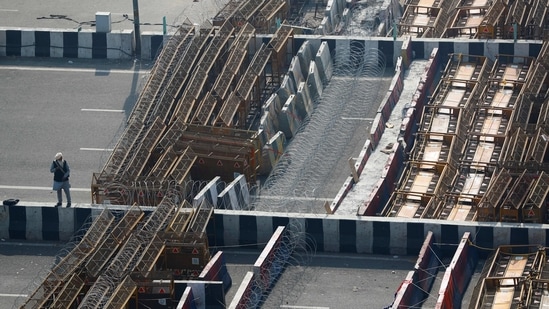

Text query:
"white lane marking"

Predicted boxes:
[[341, 117, 374, 121], [80, 147, 114, 152], [0, 293, 27, 298], [0, 9, 19, 12], [0, 185, 90, 192], [81, 108, 125, 113], [0, 66, 149, 74], [280, 305, 330, 309], [255, 195, 333, 202]]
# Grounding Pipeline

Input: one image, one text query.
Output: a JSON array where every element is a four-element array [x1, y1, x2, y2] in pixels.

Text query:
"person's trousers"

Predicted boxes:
[[56, 181, 71, 203]]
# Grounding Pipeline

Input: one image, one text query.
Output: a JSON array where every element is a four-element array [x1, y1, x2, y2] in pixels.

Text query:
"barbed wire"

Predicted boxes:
[[252, 45, 387, 213]]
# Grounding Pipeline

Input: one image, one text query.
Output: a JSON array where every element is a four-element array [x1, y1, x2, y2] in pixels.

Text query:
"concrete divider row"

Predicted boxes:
[[176, 287, 198, 309], [392, 231, 441, 308], [2, 28, 544, 63], [435, 232, 478, 308], [0, 28, 167, 60], [328, 56, 406, 214], [227, 226, 289, 308], [257, 40, 330, 173], [400, 47, 441, 153], [1, 205, 548, 256], [0, 28, 135, 59], [198, 251, 232, 292], [355, 47, 442, 216], [171, 251, 232, 308], [194, 175, 251, 210]]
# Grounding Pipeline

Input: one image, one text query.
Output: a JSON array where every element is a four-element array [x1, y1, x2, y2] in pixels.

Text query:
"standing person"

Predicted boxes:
[[50, 152, 71, 207]]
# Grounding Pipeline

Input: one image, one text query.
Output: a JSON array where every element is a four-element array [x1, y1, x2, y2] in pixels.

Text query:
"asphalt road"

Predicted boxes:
[[0, 241, 417, 309], [0, 0, 227, 32], [0, 57, 422, 309], [0, 57, 151, 206]]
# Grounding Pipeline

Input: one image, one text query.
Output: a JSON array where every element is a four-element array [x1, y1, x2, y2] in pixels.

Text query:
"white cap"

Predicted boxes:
[[55, 152, 63, 160]]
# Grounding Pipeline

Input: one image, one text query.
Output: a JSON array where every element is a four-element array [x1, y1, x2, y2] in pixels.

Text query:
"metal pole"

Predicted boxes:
[[132, 0, 141, 58]]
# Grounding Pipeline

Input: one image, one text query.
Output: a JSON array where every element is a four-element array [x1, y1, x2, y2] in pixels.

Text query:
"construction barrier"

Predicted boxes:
[[199, 251, 232, 293], [0, 27, 133, 59], [399, 47, 441, 153], [435, 232, 477, 308], [359, 142, 405, 216], [253, 226, 286, 290], [227, 226, 291, 308], [390, 231, 440, 308], [176, 287, 198, 309]]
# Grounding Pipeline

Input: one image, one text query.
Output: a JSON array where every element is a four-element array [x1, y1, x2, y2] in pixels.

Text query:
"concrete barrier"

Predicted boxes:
[[199, 251, 232, 292], [436, 232, 477, 308], [227, 271, 258, 309], [176, 287, 198, 309], [358, 142, 404, 216], [0, 27, 133, 59], [2, 205, 549, 258], [218, 174, 251, 210], [253, 226, 286, 290], [193, 176, 223, 208]]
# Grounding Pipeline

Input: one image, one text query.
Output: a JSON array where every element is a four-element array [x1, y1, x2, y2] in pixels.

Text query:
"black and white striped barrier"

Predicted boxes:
[[1, 205, 548, 256], [2, 28, 543, 65], [0, 28, 133, 59]]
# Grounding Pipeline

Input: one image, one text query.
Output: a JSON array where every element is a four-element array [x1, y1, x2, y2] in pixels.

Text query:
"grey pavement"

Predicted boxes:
[[0, 0, 228, 33], [0, 57, 151, 205]]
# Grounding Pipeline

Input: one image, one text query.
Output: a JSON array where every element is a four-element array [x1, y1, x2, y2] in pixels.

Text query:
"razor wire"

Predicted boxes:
[[96, 178, 261, 209], [79, 193, 181, 308], [231, 219, 317, 309], [13, 214, 97, 309], [253, 45, 387, 213]]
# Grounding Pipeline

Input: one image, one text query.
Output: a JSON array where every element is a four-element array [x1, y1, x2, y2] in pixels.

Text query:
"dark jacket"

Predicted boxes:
[[50, 160, 70, 182]]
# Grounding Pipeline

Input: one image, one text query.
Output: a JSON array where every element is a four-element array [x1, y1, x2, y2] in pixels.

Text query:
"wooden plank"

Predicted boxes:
[[410, 172, 434, 194], [472, 142, 495, 165]]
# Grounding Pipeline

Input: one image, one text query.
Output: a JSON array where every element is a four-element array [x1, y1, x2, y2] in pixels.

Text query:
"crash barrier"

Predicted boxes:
[[0, 27, 133, 59], [253, 226, 286, 291], [359, 142, 405, 216], [435, 232, 478, 309], [176, 287, 198, 309], [355, 48, 441, 216], [369, 59, 405, 149], [1, 28, 543, 64], [400, 47, 441, 153], [392, 231, 440, 308], [400, 36, 413, 70], [199, 251, 232, 292], [2, 205, 549, 256], [258, 40, 331, 173], [172, 280, 225, 309], [227, 225, 291, 308]]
